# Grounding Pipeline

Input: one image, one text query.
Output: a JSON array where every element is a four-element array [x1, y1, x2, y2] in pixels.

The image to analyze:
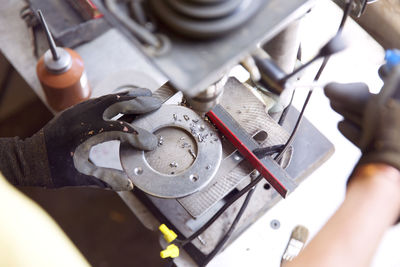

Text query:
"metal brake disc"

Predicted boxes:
[[120, 105, 222, 198]]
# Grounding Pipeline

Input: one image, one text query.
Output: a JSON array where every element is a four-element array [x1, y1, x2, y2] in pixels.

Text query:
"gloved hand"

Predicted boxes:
[[0, 88, 161, 191], [324, 76, 400, 171]]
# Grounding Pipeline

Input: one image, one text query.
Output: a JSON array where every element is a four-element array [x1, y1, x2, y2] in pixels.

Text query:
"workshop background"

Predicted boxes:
[[1, 0, 400, 266]]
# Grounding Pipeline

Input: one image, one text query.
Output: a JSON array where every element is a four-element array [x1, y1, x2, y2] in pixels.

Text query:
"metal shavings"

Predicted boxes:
[[197, 133, 209, 143], [180, 137, 185, 141], [183, 115, 190, 121], [192, 119, 199, 123], [158, 136, 164, 146], [189, 123, 197, 135], [197, 236, 207, 246], [181, 142, 191, 148], [199, 125, 205, 131], [169, 162, 178, 168], [173, 114, 177, 121], [189, 149, 196, 159]]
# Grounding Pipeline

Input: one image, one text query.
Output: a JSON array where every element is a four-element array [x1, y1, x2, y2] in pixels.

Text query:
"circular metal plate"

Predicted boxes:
[[120, 105, 222, 198]]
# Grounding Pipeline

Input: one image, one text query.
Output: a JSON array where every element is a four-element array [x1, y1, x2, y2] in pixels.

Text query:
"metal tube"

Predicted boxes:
[[37, 10, 59, 61], [262, 19, 301, 73]]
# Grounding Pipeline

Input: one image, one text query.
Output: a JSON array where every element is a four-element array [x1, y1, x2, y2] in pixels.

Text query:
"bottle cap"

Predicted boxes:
[[44, 47, 72, 74]]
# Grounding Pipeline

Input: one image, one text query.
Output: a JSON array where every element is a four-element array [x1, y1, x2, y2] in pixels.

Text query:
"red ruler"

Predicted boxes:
[[207, 104, 296, 198]]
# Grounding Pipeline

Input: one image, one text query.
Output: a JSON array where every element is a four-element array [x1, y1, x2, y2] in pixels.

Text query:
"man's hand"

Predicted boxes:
[[324, 76, 400, 171], [0, 88, 161, 191], [44, 88, 162, 190]]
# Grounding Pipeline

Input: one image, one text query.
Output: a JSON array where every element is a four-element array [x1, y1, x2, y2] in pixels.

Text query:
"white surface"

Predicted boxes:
[[209, 1, 400, 267]]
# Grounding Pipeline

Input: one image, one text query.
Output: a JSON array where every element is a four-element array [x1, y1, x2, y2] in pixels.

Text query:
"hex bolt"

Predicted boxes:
[[250, 170, 260, 179]]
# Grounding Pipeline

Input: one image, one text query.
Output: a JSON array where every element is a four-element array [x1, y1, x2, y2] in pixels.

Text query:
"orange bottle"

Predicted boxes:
[[36, 10, 91, 112]]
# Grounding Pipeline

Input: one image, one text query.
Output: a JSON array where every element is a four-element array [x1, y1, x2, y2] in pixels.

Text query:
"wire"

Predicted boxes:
[[274, 0, 354, 162], [253, 144, 285, 159], [175, 175, 264, 247], [163, 258, 175, 267], [278, 89, 295, 126], [200, 184, 257, 267], [0, 64, 14, 109], [105, 0, 160, 47], [338, 0, 355, 32]]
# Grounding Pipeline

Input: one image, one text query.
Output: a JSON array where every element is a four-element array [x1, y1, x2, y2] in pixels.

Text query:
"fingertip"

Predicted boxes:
[[324, 82, 339, 93], [324, 82, 346, 98], [337, 120, 361, 146], [120, 127, 159, 151], [135, 131, 158, 151]]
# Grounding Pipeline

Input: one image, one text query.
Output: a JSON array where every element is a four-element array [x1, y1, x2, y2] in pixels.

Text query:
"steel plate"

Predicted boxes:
[[120, 105, 222, 198]]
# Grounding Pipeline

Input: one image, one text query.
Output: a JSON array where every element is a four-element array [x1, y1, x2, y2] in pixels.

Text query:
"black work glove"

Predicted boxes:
[[324, 79, 400, 171], [0, 88, 161, 191]]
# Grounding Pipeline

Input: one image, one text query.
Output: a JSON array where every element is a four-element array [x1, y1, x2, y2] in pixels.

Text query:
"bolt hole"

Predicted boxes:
[[263, 183, 271, 190], [253, 130, 268, 144], [270, 219, 280, 229], [190, 174, 199, 182], [134, 167, 143, 175]]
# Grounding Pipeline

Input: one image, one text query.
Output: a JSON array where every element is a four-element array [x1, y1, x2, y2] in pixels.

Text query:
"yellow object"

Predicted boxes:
[[0, 172, 89, 267], [160, 244, 179, 258], [159, 224, 177, 243]]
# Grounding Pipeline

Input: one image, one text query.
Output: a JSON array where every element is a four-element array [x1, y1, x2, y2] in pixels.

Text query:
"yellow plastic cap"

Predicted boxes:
[[160, 244, 179, 258], [159, 224, 177, 243]]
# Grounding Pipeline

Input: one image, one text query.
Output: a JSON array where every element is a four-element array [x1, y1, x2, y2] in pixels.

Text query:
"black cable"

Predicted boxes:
[[274, 0, 354, 162], [338, 0, 354, 32], [200, 184, 257, 267], [176, 175, 264, 247], [163, 258, 175, 267], [0, 64, 14, 109], [253, 144, 285, 159], [278, 89, 295, 126]]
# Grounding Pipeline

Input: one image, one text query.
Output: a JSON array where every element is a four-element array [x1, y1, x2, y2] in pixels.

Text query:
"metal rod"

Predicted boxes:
[[279, 55, 320, 84], [37, 10, 59, 61]]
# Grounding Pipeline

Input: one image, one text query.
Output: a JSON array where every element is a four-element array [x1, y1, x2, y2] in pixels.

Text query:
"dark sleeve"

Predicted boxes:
[[0, 130, 53, 187]]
